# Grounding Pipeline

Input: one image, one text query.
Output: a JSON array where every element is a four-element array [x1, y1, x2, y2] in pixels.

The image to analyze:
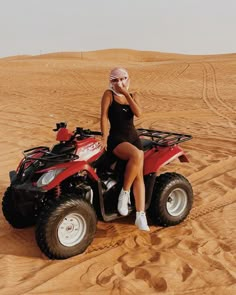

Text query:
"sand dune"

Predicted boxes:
[[0, 49, 235, 294]]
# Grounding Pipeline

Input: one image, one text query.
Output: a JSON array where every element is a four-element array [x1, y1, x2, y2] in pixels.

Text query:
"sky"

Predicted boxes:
[[0, 0, 236, 58]]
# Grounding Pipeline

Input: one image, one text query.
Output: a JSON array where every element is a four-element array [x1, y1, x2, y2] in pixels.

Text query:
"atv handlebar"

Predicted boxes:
[[53, 122, 102, 142], [77, 128, 102, 136], [53, 122, 67, 131]]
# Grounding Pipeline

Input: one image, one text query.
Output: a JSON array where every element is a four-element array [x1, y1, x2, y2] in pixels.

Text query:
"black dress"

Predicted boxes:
[[107, 91, 142, 152]]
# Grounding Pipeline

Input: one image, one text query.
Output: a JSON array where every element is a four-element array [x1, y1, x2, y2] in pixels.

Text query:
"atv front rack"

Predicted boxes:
[[137, 128, 192, 147], [23, 146, 79, 163]]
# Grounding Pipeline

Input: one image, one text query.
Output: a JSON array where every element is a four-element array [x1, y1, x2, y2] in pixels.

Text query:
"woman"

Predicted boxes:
[[100, 67, 150, 231]]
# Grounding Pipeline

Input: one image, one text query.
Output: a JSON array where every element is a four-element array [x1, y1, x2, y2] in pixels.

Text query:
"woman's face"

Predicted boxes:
[[111, 76, 129, 89], [109, 68, 130, 95]]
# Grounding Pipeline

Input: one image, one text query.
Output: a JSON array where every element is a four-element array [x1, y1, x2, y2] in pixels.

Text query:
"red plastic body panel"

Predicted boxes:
[[74, 137, 103, 162], [37, 160, 99, 191], [143, 145, 189, 175], [30, 137, 103, 191], [26, 126, 190, 191], [56, 128, 73, 141]]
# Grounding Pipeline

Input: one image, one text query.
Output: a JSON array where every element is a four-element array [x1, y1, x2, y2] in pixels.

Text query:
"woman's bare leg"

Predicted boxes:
[[113, 142, 145, 211], [132, 165, 145, 211], [133, 163, 150, 231], [113, 142, 143, 191], [113, 142, 149, 231]]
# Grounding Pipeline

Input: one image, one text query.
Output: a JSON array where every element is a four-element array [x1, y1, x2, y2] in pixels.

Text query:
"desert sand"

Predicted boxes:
[[0, 49, 235, 294]]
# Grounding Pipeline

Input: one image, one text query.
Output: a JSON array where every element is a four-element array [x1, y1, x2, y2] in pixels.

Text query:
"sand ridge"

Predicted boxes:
[[0, 49, 235, 294]]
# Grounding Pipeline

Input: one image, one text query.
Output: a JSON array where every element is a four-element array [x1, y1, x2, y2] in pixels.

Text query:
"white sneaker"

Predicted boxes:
[[117, 188, 131, 216], [135, 211, 150, 231]]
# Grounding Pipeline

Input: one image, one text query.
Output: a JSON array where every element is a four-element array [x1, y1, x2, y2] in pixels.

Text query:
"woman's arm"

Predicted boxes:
[[100, 90, 111, 149], [115, 85, 142, 117], [124, 91, 142, 117]]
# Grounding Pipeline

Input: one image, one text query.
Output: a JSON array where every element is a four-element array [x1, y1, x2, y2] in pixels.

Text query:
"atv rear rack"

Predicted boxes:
[[137, 128, 192, 147]]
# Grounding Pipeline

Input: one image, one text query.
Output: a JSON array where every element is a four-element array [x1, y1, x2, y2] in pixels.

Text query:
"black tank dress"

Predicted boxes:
[[107, 91, 142, 152]]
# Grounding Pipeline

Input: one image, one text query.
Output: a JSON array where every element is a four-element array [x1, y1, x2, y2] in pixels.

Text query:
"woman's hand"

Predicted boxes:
[[100, 137, 107, 150], [115, 84, 129, 96]]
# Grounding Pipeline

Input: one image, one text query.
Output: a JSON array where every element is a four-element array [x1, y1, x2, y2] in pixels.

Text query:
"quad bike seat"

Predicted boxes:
[[91, 151, 117, 169], [51, 143, 75, 154], [91, 151, 127, 180], [92, 139, 154, 171], [140, 138, 154, 151]]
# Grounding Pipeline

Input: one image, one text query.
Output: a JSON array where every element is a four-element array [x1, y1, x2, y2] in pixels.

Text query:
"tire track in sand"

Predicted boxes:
[[201, 63, 236, 127], [87, 157, 236, 254], [86, 193, 235, 255], [187, 190, 235, 221]]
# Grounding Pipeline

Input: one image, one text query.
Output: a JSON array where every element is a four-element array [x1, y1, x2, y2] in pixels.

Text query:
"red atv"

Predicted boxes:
[[2, 122, 193, 259]]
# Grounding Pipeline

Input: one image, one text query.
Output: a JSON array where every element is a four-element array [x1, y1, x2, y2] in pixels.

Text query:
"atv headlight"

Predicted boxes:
[[37, 168, 64, 187]]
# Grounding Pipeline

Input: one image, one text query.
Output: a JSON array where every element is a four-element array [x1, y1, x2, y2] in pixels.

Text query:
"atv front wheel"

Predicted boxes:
[[35, 195, 97, 259], [149, 173, 193, 226], [2, 187, 35, 228]]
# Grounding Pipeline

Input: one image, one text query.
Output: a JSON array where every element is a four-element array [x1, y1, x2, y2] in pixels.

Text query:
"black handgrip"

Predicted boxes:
[[53, 122, 67, 131], [79, 128, 102, 136], [89, 130, 102, 136]]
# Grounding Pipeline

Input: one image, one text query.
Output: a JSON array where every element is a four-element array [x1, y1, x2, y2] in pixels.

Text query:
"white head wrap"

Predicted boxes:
[[109, 67, 130, 96]]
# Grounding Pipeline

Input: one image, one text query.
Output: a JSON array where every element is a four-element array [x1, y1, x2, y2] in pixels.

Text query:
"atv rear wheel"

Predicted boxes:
[[35, 195, 97, 259], [149, 173, 193, 226], [2, 187, 35, 228]]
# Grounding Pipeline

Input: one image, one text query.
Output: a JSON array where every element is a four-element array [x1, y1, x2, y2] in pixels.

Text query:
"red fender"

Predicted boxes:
[[35, 160, 98, 191], [143, 145, 189, 175], [56, 128, 73, 141]]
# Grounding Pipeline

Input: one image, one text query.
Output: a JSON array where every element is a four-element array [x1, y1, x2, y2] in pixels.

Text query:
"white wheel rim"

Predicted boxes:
[[57, 213, 87, 247], [166, 188, 188, 216]]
